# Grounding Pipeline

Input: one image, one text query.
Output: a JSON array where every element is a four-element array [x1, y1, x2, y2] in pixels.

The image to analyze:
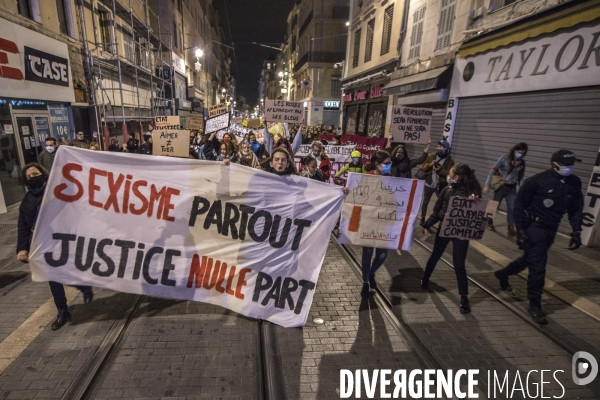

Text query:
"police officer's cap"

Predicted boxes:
[[438, 139, 451, 150], [551, 149, 581, 166]]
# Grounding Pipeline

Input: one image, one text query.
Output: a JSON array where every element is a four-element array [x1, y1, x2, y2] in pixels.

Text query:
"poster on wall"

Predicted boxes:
[[49, 105, 71, 141], [34, 117, 51, 146]]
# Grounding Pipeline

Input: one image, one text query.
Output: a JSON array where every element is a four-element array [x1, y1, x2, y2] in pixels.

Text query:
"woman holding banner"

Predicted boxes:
[[360, 150, 393, 298], [238, 141, 260, 168], [421, 164, 482, 314], [261, 148, 298, 176], [16, 163, 93, 330], [299, 156, 326, 182]]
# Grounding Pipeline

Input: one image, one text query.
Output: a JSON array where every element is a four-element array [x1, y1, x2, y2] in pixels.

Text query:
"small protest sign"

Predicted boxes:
[[208, 103, 229, 118], [264, 100, 304, 123], [295, 144, 355, 164], [391, 106, 432, 144], [154, 116, 181, 129], [439, 197, 498, 240], [186, 115, 204, 133], [152, 129, 190, 158], [338, 173, 424, 250], [206, 112, 230, 134]]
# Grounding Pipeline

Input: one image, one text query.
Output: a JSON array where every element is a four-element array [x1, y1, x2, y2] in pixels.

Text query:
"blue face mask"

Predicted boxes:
[[380, 164, 392, 174], [554, 162, 574, 177], [514, 151, 524, 159]]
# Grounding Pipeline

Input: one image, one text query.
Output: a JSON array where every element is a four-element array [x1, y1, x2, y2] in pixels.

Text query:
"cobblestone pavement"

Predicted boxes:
[[1, 205, 600, 400]]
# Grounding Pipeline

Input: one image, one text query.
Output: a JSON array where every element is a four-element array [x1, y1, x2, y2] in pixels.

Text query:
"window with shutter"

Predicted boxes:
[[352, 29, 361, 68], [364, 19, 375, 63], [409, 6, 426, 60], [380, 5, 394, 56], [435, 0, 456, 51]]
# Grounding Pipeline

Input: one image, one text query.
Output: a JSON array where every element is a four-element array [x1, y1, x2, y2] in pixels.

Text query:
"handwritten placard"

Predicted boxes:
[[152, 128, 190, 158], [264, 100, 304, 123], [295, 144, 355, 164], [186, 115, 204, 133], [391, 106, 432, 144], [208, 103, 229, 118], [206, 112, 230, 134], [154, 116, 181, 129], [338, 173, 424, 250], [439, 197, 498, 240]]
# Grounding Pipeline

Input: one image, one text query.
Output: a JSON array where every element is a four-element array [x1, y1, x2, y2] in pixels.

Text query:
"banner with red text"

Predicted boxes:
[[338, 173, 424, 250], [29, 147, 344, 328]]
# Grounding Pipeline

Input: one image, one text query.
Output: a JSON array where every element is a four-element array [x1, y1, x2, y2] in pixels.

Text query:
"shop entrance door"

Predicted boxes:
[[12, 112, 50, 167]]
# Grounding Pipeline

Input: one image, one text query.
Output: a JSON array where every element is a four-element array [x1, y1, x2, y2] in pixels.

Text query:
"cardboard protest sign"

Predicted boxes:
[[29, 147, 344, 328], [338, 173, 424, 250], [246, 118, 262, 129], [154, 116, 181, 129], [152, 129, 190, 158], [439, 197, 498, 240], [391, 106, 432, 144], [208, 103, 229, 118], [264, 100, 304, 123], [205, 112, 230, 134], [186, 115, 204, 133]]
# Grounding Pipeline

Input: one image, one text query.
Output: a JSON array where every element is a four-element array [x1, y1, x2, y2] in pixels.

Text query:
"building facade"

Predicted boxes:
[[286, 0, 348, 127], [0, 0, 83, 209]]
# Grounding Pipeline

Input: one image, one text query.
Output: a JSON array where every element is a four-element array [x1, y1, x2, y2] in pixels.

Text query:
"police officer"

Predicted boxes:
[[494, 149, 584, 324]]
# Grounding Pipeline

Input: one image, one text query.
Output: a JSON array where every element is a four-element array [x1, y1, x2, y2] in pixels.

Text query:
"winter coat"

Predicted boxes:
[[335, 161, 365, 177], [392, 151, 427, 178], [17, 185, 46, 253], [238, 151, 260, 168], [421, 153, 455, 191], [38, 150, 55, 172], [423, 184, 482, 230]]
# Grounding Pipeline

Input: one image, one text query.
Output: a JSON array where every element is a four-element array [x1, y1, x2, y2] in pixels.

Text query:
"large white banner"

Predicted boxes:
[[294, 144, 356, 164], [338, 173, 424, 250], [29, 147, 344, 328]]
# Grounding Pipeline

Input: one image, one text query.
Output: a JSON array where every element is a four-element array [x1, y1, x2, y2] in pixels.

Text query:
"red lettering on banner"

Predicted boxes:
[[54, 163, 84, 202], [53, 162, 180, 221], [187, 255, 251, 300]]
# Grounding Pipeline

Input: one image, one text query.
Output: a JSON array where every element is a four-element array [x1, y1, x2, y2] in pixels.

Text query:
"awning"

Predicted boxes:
[[383, 66, 452, 97], [458, 0, 600, 58]]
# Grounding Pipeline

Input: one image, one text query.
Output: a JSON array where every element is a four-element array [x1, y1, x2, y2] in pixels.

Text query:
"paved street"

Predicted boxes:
[[1, 204, 600, 399]]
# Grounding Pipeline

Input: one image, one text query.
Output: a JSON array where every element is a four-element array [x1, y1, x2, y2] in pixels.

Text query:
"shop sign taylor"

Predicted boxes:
[[451, 21, 600, 97], [0, 17, 74, 102]]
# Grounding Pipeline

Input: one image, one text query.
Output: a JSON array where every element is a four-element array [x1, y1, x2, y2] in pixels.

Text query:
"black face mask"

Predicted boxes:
[[396, 153, 405, 161], [436, 150, 447, 159], [27, 175, 47, 190]]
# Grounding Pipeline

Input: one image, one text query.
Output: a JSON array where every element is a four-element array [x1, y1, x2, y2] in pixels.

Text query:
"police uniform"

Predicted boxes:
[[495, 150, 584, 324]]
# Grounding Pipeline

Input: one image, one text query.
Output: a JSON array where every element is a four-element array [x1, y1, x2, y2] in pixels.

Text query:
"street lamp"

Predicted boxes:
[[195, 48, 204, 58]]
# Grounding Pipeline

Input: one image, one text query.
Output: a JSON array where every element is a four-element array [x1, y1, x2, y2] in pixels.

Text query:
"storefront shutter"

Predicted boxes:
[[451, 86, 600, 233]]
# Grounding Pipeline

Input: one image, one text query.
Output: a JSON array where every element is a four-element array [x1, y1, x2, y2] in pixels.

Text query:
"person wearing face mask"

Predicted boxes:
[[299, 156, 325, 182], [38, 137, 57, 172], [483, 143, 528, 236], [418, 140, 455, 227], [390, 139, 430, 178], [359, 151, 393, 297], [68, 130, 91, 149], [421, 164, 482, 314], [16, 163, 93, 330], [238, 141, 260, 168], [334, 150, 366, 179], [248, 131, 269, 160], [493, 149, 583, 325]]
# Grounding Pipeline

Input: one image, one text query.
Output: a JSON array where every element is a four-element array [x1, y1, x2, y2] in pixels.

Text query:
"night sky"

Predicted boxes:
[[212, 0, 297, 106]]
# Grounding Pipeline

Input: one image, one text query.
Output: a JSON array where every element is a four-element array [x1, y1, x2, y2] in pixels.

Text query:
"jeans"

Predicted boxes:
[[421, 186, 438, 222], [423, 231, 470, 295], [493, 185, 517, 226], [49, 281, 91, 311], [499, 222, 556, 305], [361, 247, 388, 282]]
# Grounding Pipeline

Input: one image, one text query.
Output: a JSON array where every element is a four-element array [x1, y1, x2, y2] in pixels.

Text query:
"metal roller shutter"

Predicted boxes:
[[451, 86, 600, 233]]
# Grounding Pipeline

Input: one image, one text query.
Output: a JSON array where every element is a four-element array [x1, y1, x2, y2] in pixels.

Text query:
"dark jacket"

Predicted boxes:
[[38, 150, 55, 172], [249, 140, 269, 160], [108, 144, 123, 152], [127, 138, 139, 153], [424, 184, 482, 230], [17, 185, 46, 253], [138, 142, 153, 155], [422, 153, 455, 191], [392, 151, 428, 178], [299, 168, 325, 182], [202, 135, 221, 161], [513, 169, 583, 232]]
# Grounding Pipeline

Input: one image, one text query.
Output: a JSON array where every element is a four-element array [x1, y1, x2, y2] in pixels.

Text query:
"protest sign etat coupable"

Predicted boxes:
[[29, 147, 344, 328]]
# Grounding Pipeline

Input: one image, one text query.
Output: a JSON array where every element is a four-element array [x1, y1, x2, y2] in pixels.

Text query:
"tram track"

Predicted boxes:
[[60, 293, 288, 400]]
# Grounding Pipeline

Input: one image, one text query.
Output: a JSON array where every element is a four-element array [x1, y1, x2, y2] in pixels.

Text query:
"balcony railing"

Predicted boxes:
[[293, 51, 347, 73]]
